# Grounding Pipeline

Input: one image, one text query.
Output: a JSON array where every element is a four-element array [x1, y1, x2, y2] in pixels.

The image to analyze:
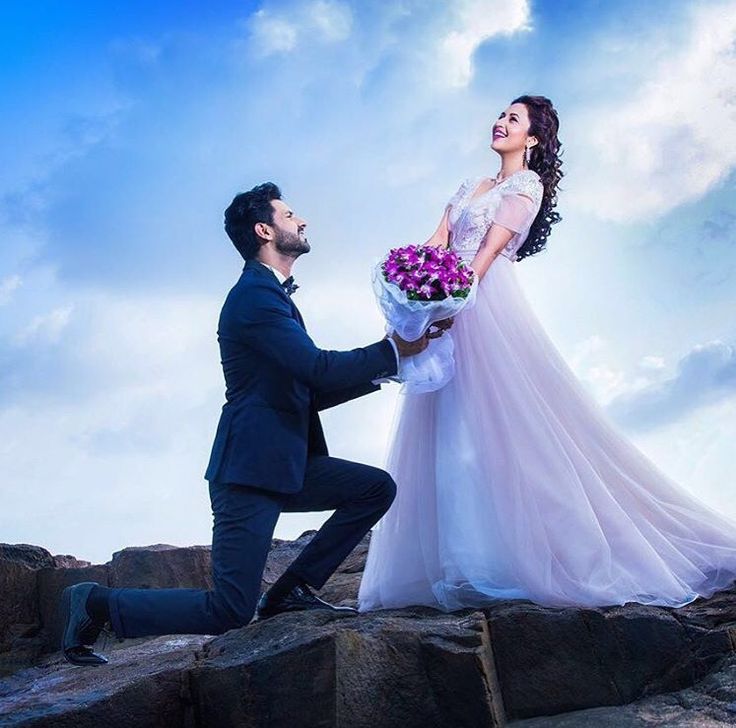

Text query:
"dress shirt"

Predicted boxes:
[[374, 336, 401, 384], [261, 263, 288, 285]]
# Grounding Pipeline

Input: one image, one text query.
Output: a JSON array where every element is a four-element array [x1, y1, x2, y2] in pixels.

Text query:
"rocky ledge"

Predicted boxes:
[[1, 534, 736, 727]]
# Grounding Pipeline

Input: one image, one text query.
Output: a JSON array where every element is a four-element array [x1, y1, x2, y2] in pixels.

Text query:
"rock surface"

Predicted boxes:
[[511, 654, 736, 727], [0, 545, 58, 676], [1, 534, 736, 726]]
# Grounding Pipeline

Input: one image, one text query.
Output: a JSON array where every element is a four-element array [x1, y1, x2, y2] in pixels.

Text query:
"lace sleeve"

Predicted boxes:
[[493, 171, 543, 233], [507, 170, 543, 208], [493, 193, 537, 234]]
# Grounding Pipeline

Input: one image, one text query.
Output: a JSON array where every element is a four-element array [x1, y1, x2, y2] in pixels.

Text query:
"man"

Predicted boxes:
[[60, 182, 436, 665]]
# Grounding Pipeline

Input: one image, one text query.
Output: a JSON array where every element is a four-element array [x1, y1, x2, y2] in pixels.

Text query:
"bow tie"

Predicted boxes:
[[281, 276, 300, 296]]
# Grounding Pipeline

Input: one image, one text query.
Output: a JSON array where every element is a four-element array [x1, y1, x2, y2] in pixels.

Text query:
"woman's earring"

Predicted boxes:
[[525, 145, 531, 167]]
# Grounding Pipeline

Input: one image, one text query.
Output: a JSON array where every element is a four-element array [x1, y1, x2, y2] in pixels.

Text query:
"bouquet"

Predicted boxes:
[[373, 244, 478, 393]]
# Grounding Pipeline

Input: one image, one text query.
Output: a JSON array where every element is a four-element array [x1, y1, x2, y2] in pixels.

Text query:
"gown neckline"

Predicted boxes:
[[467, 170, 523, 205]]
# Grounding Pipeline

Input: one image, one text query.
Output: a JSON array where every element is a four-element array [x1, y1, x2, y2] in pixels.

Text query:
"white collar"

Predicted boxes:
[[261, 263, 288, 285]]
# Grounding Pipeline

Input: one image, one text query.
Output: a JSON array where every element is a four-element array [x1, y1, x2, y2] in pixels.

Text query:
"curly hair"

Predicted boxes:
[[224, 182, 282, 260], [510, 95, 563, 261]]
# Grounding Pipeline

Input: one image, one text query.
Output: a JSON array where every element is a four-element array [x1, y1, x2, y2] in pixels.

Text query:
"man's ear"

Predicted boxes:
[[254, 222, 272, 241]]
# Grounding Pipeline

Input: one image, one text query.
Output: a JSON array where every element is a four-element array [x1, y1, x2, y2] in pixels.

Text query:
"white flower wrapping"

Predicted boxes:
[[372, 256, 478, 393]]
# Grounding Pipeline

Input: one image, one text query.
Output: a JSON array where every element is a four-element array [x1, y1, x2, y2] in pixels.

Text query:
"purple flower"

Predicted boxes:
[[382, 244, 474, 301]]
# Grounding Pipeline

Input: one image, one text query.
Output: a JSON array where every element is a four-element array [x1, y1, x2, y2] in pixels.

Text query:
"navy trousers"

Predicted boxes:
[[108, 456, 396, 638]]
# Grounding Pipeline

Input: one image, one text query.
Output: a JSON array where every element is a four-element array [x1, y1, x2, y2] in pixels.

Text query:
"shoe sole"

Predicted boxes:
[[256, 605, 358, 620]]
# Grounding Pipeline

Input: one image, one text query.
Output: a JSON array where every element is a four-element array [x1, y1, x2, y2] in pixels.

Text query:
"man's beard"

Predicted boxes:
[[274, 228, 310, 257]]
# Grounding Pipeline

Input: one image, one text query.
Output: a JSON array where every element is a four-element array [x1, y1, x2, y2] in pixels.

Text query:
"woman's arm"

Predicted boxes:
[[469, 222, 516, 280], [470, 192, 536, 280], [422, 206, 451, 249]]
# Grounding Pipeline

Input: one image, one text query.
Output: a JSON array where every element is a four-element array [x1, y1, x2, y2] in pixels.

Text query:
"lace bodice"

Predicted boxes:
[[447, 170, 543, 262]]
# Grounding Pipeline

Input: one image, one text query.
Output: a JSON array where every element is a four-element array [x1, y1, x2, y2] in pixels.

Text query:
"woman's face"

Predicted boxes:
[[491, 102, 535, 154]]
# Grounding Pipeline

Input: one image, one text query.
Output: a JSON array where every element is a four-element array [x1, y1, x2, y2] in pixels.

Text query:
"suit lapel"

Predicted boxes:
[[244, 259, 306, 330], [291, 301, 306, 330]]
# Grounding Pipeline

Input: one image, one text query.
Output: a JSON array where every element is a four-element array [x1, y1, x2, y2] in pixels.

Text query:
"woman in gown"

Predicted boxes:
[[358, 94, 736, 611]]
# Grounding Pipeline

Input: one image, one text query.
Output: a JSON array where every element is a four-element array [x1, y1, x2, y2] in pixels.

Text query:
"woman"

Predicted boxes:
[[358, 95, 736, 611]]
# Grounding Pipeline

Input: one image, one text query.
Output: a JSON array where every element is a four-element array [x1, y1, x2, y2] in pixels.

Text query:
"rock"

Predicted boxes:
[[0, 531, 364, 679], [0, 562, 39, 650], [2, 533, 736, 726], [0, 545, 55, 571], [109, 544, 213, 590], [0, 633, 209, 728], [51, 555, 91, 569], [0, 610, 504, 728], [509, 654, 736, 726], [190, 608, 504, 728], [0, 545, 56, 672], [484, 594, 736, 720]]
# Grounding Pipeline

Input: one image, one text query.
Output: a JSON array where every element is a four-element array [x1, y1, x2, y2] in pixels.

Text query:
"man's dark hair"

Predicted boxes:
[[224, 182, 282, 260]]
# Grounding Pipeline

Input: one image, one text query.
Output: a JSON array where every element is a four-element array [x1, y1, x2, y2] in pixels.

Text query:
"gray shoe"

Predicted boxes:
[[60, 582, 109, 666]]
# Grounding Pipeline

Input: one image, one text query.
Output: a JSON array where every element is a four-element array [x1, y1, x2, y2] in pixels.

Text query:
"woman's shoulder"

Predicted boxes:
[[507, 169, 543, 203], [513, 169, 542, 184]]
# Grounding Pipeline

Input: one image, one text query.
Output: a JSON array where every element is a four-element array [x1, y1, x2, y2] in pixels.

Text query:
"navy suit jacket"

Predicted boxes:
[[204, 259, 398, 493]]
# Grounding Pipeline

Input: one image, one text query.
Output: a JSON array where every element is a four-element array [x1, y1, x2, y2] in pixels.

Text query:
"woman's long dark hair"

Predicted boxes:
[[511, 95, 563, 261]]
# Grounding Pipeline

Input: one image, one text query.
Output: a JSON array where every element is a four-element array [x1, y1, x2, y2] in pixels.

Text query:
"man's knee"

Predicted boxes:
[[371, 470, 397, 508], [212, 592, 257, 632]]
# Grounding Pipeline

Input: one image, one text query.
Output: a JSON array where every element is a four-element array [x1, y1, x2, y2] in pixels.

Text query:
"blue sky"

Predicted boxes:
[[1, 0, 735, 563]]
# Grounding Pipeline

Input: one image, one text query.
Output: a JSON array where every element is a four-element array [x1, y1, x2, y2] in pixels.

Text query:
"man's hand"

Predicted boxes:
[[427, 317, 454, 339], [389, 331, 430, 357]]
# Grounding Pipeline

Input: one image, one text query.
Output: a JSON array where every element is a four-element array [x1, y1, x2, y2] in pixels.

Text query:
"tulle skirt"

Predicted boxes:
[[358, 256, 736, 611]]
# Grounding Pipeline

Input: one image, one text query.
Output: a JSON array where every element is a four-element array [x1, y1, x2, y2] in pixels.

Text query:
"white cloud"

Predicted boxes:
[[639, 355, 666, 372], [570, 336, 736, 431], [632, 398, 736, 517], [246, 0, 530, 88], [568, 335, 630, 403], [0, 275, 21, 305], [15, 304, 74, 346], [607, 340, 736, 430], [0, 289, 223, 562], [310, 0, 353, 42], [4, 0, 735, 562], [249, 1, 352, 57], [435, 0, 532, 88], [250, 9, 299, 55], [570, 0, 736, 221], [550, 334, 736, 517]]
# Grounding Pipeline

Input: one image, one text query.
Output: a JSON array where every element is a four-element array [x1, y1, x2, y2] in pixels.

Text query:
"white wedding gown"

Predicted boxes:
[[358, 170, 736, 611]]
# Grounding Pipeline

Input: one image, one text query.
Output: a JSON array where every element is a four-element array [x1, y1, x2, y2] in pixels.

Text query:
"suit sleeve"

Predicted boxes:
[[314, 382, 381, 411], [236, 281, 397, 391]]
